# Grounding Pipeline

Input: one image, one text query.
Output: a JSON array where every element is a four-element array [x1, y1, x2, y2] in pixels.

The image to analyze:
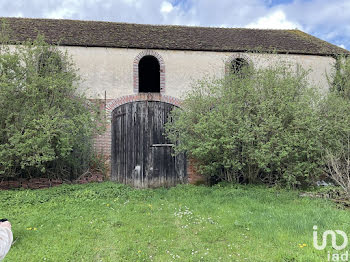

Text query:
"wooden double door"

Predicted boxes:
[[111, 101, 186, 188]]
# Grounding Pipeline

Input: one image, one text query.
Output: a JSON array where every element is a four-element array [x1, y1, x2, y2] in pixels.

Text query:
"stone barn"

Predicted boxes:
[[3, 17, 349, 188]]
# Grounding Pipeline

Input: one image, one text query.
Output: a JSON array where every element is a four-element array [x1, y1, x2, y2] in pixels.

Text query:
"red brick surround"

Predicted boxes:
[[133, 50, 166, 93], [93, 94, 205, 183], [105, 93, 181, 118], [94, 94, 182, 166]]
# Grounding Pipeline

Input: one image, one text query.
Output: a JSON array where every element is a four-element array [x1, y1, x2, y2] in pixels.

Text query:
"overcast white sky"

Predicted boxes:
[[0, 0, 349, 50]]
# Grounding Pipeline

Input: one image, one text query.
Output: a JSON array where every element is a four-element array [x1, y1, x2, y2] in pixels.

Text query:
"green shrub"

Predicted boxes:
[[166, 62, 323, 188], [322, 56, 350, 197], [331, 55, 350, 98], [0, 33, 104, 179]]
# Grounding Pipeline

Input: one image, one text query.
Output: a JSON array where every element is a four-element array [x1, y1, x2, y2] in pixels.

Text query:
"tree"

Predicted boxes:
[[0, 28, 104, 179], [322, 56, 350, 198], [331, 56, 350, 98], [166, 61, 324, 188]]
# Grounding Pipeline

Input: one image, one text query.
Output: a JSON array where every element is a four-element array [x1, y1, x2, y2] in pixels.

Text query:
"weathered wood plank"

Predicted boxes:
[[111, 101, 187, 188]]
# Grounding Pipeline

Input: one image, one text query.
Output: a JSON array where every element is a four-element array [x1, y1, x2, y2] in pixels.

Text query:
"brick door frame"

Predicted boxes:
[[94, 94, 182, 166]]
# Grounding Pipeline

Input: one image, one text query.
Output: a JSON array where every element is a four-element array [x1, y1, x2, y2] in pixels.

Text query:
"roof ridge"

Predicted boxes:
[[1, 16, 296, 31], [1, 16, 348, 56]]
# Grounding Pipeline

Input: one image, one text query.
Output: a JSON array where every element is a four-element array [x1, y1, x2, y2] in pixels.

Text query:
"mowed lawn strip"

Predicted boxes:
[[0, 182, 347, 261]]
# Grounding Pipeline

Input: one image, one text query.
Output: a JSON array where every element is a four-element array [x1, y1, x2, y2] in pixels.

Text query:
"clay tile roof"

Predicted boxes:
[[1, 17, 349, 56]]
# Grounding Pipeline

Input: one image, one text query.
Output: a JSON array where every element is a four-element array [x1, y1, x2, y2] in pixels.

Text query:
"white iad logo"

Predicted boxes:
[[313, 226, 348, 251]]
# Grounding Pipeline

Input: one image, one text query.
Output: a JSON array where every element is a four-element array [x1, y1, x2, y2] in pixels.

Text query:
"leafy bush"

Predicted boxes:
[[331, 56, 350, 98], [166, 62, 324, 188], [0, 33, 104, 179], [322, 56, 350, 196]]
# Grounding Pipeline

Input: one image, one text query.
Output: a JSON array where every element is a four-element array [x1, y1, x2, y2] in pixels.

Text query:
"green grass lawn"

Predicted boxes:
[[0, 182, 349, 261]]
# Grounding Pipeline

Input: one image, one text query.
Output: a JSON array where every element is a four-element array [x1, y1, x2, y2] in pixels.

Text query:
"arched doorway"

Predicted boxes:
[[111, 101, 186, 188], [138, 56, 160, 93]]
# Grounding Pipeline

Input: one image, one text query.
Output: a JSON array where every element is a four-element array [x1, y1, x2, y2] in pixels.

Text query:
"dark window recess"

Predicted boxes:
[[139, 55, 160, 93], [230, 58, 248, 75]]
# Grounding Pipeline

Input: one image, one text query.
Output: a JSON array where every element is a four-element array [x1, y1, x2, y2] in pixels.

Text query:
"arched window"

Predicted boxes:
[[138, 55, 160, 93], [230, 58, 248, 75]]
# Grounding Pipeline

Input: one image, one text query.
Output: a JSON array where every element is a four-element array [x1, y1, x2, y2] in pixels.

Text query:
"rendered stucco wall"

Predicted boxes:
[[61, 46, 335, 100]]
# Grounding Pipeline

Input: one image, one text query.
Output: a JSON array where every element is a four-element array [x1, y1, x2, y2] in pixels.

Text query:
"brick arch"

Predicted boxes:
[[106, 93, 181, 120], [133, 50, 166, 93], [225, 53, 253, 75], [94, 94, 182, 162]]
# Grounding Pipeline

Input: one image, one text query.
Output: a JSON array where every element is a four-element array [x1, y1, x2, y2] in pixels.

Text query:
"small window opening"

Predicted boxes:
[[139, 55, 160, 93], [230, 58, 248, 75], [38, 51, 63, 76]]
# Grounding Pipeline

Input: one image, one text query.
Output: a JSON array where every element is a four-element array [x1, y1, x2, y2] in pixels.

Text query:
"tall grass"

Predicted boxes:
[[0, 182, 348, 261]]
